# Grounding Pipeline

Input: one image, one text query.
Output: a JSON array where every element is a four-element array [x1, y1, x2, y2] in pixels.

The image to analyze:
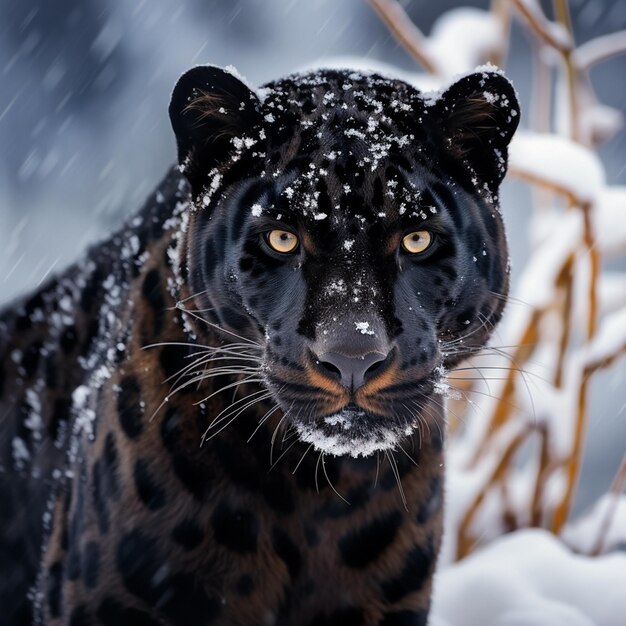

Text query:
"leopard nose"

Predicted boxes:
[[317, 351, 389, 391]]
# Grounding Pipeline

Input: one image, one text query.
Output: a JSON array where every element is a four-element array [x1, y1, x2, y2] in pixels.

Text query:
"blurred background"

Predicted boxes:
[[0, 0, 624, 519]]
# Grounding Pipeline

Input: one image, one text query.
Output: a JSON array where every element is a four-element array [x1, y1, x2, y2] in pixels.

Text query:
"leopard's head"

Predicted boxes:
[[169, 65, 519, 457]]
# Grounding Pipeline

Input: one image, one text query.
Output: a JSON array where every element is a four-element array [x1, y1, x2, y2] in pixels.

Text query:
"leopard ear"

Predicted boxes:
[[434, 69, 520, 191], [169, 65, 262, 196]]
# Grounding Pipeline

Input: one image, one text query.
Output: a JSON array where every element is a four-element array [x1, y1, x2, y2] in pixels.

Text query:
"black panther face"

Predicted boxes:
[[169, 65, 519, 457]]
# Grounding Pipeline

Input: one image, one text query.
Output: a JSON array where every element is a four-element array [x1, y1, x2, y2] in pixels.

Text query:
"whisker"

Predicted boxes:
[[143, 340, 261, 353], [176, 305, 261, 347], [173, 301, 214, 313], [450, 365, 549, 384], [441, 319, 493, 348], [374, 451, 381, 488], [247, 403, 282, 443], [403, 401, 425, 448], [167, 357, 260, 388], [165, 367, 259, 401], [195, 376, 265, 405], [322, 454, 349, 504], [148, 374, 261, 423], [489, 290, 533, 308], [166, 352, 248, 379], [292, 443, 314, 475], [470, 347, 539, 425], [315, 451, 323, 494], [447, 384, 524, 412], [270, 404, 292, 466], [201, 391, 273, 445], [172, 289, 210, 307], [397, 442, 420, 468], [386, 451, 408, 511], [269, 437, 300, 472], [204, 388, 271, 432]]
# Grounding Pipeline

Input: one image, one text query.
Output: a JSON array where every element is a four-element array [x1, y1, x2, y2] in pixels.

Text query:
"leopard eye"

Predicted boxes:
[[401, 230, 432, 254], [266, 229, 299, 254]]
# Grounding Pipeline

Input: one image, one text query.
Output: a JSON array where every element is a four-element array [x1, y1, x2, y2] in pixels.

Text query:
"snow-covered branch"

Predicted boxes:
[[367, 0, 439, 74], [574, 29, 626, 70], [511, 0, 573, 54]]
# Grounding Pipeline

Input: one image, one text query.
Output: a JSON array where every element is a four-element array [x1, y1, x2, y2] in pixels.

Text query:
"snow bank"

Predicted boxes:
[[599, 273, 626, 316], [585, 307, 626, 366], [509, 132, 606, 203], [594, 186, 626, 256], [426, 8, 501, 77], [431, 529, 626, 626], [563, 494, 626, 554]]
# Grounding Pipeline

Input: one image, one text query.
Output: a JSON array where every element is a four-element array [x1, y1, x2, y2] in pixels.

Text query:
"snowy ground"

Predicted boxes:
[[431, 527, 626, 626]]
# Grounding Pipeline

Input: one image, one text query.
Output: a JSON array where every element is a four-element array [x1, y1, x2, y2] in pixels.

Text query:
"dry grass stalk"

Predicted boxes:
[[511, 0, 573, 53], [507, 167, 580, 204], [457, 426, 533, 559], [530, 424, 552, 526], [368, 0, 439, 74], [552, 371, 590, 533], [488, 0, 513, 68], [591, 454, 626, 555], [573, 29, 626, 70], [553, 253, 575, 388], [581, 203, 600, 340], [469, 310, 540, 465], [553, 0, 580, 140]]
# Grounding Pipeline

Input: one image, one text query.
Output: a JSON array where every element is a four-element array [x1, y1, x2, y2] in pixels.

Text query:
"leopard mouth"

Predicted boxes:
[[264, 359, 440, 458], [291, 403, 421, 458]]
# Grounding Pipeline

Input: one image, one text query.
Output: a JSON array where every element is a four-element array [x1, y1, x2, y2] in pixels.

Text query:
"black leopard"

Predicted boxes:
[[0, 64, 519, 625]]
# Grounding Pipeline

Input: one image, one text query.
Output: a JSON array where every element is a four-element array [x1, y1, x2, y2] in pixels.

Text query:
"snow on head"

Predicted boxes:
[[223, 64, 268, 102], [355, 321, 375, 336]]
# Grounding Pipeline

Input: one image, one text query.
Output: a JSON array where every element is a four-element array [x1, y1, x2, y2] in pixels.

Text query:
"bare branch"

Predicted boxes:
[[469, 310, 541, 466], [458, 426, 533, 559], [508, 166, 581, 205], [591, 454, 626, 555], [551, 373, 588, 533], [553, 0, 580, 140], [367, 0, 439, 74], [585, 336, 626, 375], [511, 0, 573, 54], [530, 425, 553, 526], [488, 0, 514, 68], [553, 254, 576, 387], [574, 30, 626, 70], [582, 203, 600, 340]]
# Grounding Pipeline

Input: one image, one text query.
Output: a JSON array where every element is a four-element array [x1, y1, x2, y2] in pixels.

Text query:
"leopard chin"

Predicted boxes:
[[292, 407, 420, 458]]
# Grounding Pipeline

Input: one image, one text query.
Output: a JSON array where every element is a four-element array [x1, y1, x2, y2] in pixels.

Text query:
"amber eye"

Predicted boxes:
[[266, 229, 299, 254], [401, 230, 432, 254]]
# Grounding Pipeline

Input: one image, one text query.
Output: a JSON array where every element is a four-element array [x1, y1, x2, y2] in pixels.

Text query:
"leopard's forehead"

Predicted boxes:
[[212, 69, 444, 233], [260, 68, 425, 121], [258, 69, 430, 169]]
